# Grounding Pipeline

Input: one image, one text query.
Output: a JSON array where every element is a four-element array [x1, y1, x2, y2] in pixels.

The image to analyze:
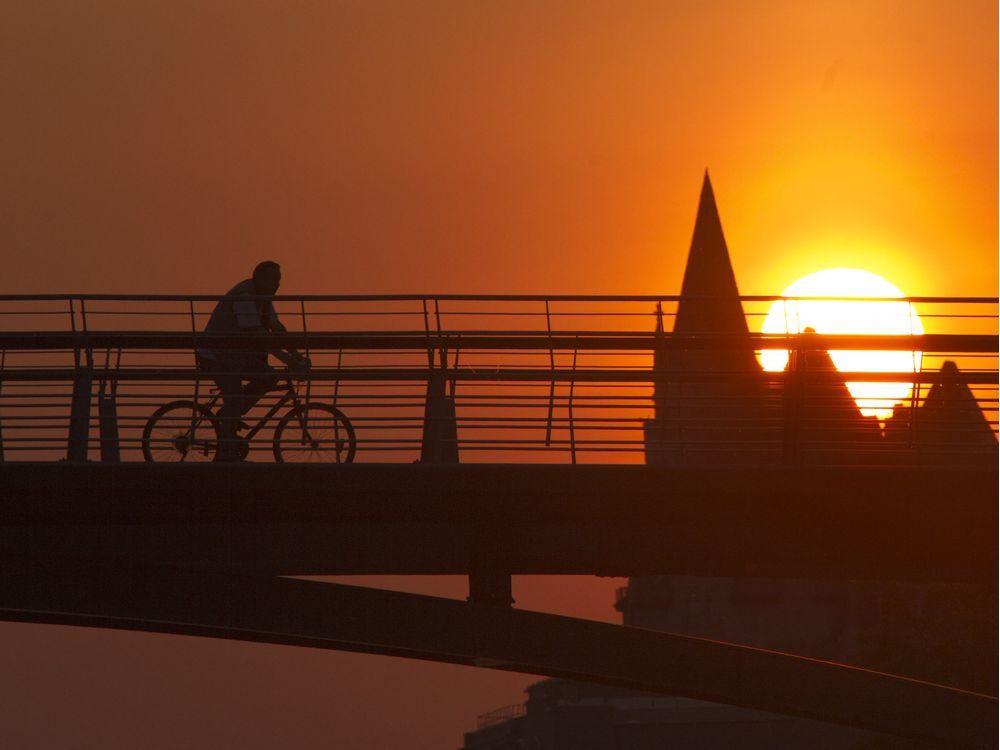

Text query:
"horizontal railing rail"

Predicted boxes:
[[0, 293, 996, 302], [0, 332, 997, 351], [0, 368, 994, 384]]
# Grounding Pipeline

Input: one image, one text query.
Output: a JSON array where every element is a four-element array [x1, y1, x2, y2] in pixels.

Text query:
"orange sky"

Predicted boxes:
[[1, 2, 996, 749], [2, 1, 996, 299]]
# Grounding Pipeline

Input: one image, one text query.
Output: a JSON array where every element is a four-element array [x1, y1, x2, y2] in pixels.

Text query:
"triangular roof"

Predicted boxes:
[[794, 329, 878, 441], [919, 361, 997, 447], [673, 172, 750, 337]]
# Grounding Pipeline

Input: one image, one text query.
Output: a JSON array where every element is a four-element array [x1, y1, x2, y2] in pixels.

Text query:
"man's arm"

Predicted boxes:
[[264, 303, 309, 369], [232, 296, 303, 366]]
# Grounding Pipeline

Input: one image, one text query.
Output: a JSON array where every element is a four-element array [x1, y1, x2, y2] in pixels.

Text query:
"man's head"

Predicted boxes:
[[253, 261, 281, 295]]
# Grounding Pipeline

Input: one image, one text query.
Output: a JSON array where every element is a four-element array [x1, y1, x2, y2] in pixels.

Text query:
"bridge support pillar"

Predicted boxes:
[[468, 567, 512, 607], [468, 524, 512, 607], [420, 371, 458, 464], [67, 368, 92, 462], [97, 379, 120, 463], [96, 350, 121, 462]]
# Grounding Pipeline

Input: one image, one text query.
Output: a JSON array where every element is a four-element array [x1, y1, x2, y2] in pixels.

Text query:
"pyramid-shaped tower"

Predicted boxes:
[[657, 172, 759, 370], [673, 173, 753, 342], [645, 172, 777, 465]]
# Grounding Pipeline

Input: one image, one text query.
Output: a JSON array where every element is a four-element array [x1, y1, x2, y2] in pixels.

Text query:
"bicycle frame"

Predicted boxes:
[[206, 379, 305, 441]]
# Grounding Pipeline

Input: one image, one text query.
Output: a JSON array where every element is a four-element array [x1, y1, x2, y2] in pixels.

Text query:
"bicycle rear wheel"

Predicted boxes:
[[273, 403, 356, 463], [142, 401, 219, 463]]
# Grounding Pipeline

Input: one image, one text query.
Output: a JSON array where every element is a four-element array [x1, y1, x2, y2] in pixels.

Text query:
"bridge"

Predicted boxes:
[[0, 293, 997, 747]]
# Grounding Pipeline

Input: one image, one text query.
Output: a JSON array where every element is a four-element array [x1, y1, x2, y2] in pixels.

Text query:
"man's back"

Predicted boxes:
[[204, 279, 273, 334]]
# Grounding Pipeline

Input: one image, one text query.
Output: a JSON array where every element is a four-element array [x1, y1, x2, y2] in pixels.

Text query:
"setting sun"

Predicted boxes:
[[759, 269, 923, 419]]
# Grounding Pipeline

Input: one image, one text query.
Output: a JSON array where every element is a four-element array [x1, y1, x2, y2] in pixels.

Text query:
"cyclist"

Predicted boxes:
[[197, 260, 311, 461]]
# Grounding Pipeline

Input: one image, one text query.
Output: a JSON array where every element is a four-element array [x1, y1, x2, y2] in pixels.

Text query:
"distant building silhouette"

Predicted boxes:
[[462, 174, 996, 750], [461, 678, 871, 749], [644, 174, 777, 467], [788, 328, 882, 465], [884, 360, 997, 466]]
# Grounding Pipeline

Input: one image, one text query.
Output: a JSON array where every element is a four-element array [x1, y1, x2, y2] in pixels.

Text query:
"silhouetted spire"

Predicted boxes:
[[645, 172, 775, 468], [673, 171, 749, 337]]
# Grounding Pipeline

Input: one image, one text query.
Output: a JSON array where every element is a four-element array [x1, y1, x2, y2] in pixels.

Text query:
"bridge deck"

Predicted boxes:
[[1, 463, 994, 580]]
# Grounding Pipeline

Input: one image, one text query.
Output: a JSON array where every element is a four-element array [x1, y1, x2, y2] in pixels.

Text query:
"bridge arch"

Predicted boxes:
[[0, 564, 992, 749]]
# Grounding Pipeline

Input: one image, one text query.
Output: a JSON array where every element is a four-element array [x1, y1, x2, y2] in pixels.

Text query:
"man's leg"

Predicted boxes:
[[238, 354, 280, 416], [205, 355, 245, 461], [208, 354, 277, 461]]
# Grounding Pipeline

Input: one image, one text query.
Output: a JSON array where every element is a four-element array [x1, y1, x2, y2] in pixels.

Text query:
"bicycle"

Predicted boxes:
[[142, 376, 356, 463]]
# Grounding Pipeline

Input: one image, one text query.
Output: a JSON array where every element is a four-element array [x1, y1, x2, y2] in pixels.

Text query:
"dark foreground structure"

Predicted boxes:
[[0, 177, 994, 749]]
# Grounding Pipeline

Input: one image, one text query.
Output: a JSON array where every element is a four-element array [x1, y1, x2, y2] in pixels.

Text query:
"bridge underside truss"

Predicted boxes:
[[0, 564, 992, 748]]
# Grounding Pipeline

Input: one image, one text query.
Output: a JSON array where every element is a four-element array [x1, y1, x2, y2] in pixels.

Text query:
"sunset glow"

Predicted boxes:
[[759, 269, 923, 419], [0, 2, 994, 748]]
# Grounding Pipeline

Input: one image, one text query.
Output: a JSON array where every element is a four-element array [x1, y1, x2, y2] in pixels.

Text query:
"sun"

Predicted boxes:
[[759, 268, 923, 419]]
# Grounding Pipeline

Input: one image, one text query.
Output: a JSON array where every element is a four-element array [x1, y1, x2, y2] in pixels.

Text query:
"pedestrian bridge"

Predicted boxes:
[[0, 293, 996, 747]]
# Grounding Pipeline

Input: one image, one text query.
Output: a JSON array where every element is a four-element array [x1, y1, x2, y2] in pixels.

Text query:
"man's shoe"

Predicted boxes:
[[214, 436, 249, 462], [234, 438, 250, 461]]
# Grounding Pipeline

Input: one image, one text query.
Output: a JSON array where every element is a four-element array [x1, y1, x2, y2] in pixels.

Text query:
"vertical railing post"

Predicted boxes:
[[67, 298, 93, 462], [96, 348, 121, 462], [568, 340, 578, 465], [332, 348, 343, 408], [190, 299, 203, 407], [300, 299, 312, 404], [645, 301, 666, 464], [782, 337, 801, 466], [908, 314, 922, 464], [420, 299, 458, 464], [544, 300, 556, 447], [0, 349, 5, 463]]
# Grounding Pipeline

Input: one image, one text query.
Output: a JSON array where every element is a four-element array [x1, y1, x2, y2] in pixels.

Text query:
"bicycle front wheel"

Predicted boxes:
[[142, 401, 219, 463], [273, 403, 356, 464]]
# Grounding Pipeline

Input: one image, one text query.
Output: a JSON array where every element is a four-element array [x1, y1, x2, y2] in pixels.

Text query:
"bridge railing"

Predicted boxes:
[[0, 294, 995, 465]]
